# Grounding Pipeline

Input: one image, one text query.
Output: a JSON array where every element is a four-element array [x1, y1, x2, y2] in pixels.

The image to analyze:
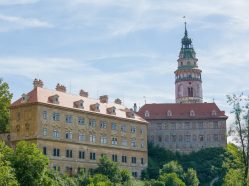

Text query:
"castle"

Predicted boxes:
[[137, 22, 227, 153]]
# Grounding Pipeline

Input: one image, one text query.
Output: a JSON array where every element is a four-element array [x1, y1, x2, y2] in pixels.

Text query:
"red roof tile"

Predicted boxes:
[[11, 87, 147, 123], [137, 103, 228, 120]]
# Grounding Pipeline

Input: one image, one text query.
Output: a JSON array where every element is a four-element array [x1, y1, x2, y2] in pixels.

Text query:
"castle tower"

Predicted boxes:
[[175, 22, 203, 104]]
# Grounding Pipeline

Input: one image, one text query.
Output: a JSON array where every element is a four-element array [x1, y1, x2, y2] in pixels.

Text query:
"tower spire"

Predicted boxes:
[[184, 21, 188, 37]]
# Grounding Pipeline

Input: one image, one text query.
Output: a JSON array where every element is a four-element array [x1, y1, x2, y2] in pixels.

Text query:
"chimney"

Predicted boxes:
[[79, 89, 88, 97], [99, 95, 108, 103], [114, 98, 122, 105], [33, 78, 44, 88], [56, 83, 66, 92], [133, 103, 137, 112]]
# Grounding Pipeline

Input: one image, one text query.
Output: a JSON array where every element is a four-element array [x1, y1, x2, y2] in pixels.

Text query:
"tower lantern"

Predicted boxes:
[[175, 22, 203, 104]]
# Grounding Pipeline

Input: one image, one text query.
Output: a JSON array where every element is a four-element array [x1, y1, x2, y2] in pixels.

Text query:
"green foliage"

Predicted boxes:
[[88, 174, 111, 186], [144, 179, 164, 186], [120, 169, 132, 184], [222, 169, 244, 186], [160, 160, 184, 179], [94, 155, 121, 183], [10, 141, 49, 186], [184, 168, 199, 186], [0, 141, 19, 186], [0, 79, 13, 133], [159, 173, 185, 186], [146, 144, 235, 185]]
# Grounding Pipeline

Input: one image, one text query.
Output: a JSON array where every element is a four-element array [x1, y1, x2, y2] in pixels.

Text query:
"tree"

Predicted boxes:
[[227, 94, 249, 186], [0, 79, 13, 133], [120, 169, 131, 184], [159, 173, 185, 186], [184, 168, 199, 186], [160, 161, 184, 179], [94, 155, 121, 183], [0, 141, 19, 186], [10, 141, 49, 186]]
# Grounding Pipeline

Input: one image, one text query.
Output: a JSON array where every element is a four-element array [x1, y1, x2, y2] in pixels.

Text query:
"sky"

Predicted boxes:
[[1, 0, 249, 125]]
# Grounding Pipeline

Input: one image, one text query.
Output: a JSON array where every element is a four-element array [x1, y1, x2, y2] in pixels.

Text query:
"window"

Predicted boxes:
[[141, 158, 144, 165], [199, 135, 204, 141], [171, 135, 176, 142], [53, 130, 60, 139], [193, 135, 197, 141], [100, 121, 107, 129], [53, 165, 60, 172], [78, 117, 85, 125], [89, 119, 96, 127], [100, 136, 107, 144], [90, 134, 96, 143], [131, 157, 136, 164], [43, 111, 47, 119], [112, 137, 118, 145], [131, 126, 136, 133], [185, 135, 191, 142], [66, 115, 73, 124], [144, 110, 150, 117], [141, 140, 145, 148], [121, 156, 127, 163], [112, 154, 118, 162], [140, 127, 144, 134], [111, 123, 117, 130], [52, 113, 60, 121], [167, 110, 172, 117], [66, 150, 73, 158], [65, 131, 73, 140], [43, 128, 48, 136], [213, 121, 218, 129], [121, 138, 128, 146], [66, 167, 73, 176], [53, 148, 60, 157], [188, 87, 193, 97], [131, 139, 136, 148], [79, 151, 85, 159], [43, 147, 47, 155], [121, 124, 127, 132], [90, 152, 96, 160], [158, 136, 162, 142], [165, 135, 169, 142], [212, 110, 217, 116], [79, 133, 85, 141], [190, 110, 195, 117], [132, 172, 138, 178]]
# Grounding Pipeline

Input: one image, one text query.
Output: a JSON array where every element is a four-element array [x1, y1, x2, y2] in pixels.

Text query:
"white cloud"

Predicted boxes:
[[0, 14, 53, 31]]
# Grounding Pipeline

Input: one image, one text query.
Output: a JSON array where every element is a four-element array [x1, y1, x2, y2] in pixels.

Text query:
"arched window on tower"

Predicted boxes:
[[188, 87, 193, 97], [181, 62, 183, 66]]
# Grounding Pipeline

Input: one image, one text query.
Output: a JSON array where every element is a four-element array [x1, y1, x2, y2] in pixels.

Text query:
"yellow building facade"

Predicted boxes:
[[10, 79, 148, 177]]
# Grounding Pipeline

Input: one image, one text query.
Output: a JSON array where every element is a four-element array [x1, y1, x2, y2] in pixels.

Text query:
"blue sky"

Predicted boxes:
[[1, 0, 249, 124]]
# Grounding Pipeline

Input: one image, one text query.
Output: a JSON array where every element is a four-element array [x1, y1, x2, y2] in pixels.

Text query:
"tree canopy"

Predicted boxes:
[[0, 79, 13, 133]]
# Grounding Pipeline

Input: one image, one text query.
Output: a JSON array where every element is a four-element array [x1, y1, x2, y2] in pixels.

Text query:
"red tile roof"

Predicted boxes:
[[11, 87, 147, 123], [137, 103, 228, 120]]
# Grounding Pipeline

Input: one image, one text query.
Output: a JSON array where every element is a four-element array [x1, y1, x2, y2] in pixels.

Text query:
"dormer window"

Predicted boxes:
[[190, 110, 195, 117], [167, 110, 172, 117], [144, 110, 150, 118], [126, 109, 135, 118], [107, 106, 116, 115], [211, 110, 217, 116], [21, 94, 29, 103], [48, 94, 59, 104], [90, 103, 100, 112], [74, 100, 84, 109]]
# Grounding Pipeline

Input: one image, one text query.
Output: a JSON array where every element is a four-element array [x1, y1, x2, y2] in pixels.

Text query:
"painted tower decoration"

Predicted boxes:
[[175, 22, 203, 104]]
